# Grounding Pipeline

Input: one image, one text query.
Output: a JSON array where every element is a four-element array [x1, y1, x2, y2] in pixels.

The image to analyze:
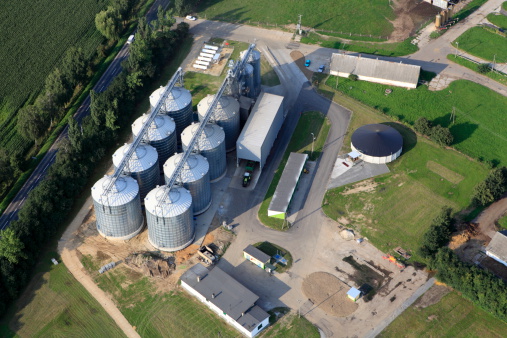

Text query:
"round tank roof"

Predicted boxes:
[[197, 95, 239, 120], [92, 175, 139, 206], [132, 114, 176, 141], [181, 123, 224, 150], [351, 124, 403, 157], [240, 49, 261, 62], [144, 186, 192, 217], [112, 143, 158, 172], [150, 86, 192, 112], [164, 153, 209, 183]]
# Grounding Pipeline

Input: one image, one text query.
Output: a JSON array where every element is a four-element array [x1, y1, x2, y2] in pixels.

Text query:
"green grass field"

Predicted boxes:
[[258, 111, 331, 230], [262, 312, 319, 337], [447, 54, 507, 86], [487, 13, 507, 30], [455, 27, 507, 63], [301, 34, 418, 57], [0, 0, 106, 138], [196, 0, 395, 37], [0, 255, 124, 337], [498, 214, 507, 230], [317, 77, 488, 260], [381, 290, 507, 337], [324, 76, 507, 167]]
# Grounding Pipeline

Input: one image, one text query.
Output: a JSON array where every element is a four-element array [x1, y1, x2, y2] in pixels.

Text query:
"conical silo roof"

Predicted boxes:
[[181, 123, 225, 151], [145, 186, 192, 217], [91, 175, 139, 206], [132, 114, 176, 142], [163, 153, 209, 184], [150, 86, 192, 112], [112, 143, 159, 172], [197, 95, 240, 121]]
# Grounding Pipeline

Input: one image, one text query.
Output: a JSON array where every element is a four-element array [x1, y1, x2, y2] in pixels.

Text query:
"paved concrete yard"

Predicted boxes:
[[327, 157, 390, 189]]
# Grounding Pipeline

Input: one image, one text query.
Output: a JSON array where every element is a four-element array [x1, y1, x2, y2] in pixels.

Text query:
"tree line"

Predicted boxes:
[[0, 8, 189, 317]]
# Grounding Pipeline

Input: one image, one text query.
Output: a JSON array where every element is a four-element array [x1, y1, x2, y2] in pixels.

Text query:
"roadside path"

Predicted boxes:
[[364, 278, 435, 338]]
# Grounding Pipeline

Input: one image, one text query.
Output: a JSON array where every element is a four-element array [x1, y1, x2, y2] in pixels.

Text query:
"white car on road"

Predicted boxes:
[[185, 15, 197, 21]]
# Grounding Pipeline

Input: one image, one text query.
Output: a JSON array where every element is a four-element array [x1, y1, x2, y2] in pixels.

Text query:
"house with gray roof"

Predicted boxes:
[[486, 231, 507, 267], [329, 53, 421, 89], [180, 263, 270, 337]]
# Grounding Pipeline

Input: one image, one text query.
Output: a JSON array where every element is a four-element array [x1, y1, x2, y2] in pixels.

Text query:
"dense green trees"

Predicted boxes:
[[413, 117, 432, 135], [472, 167, 507, 206], [419, 207, 455, 258], [16, 105, 49, 143], [95, 6, 123, 40], [0, 13, 189, 317], [413, 117, 453, 146]]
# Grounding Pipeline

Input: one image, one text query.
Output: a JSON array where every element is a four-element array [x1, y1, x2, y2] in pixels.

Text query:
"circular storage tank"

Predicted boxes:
[[240, 49, 261, 97], [112, 143, 160, 201], [351, 124, 403, 164], [242, 63, 255, 98], [181, 123, 226, 182], [145, 186, 194, 252], [197, 95, 240, 152], [149, 86, 193, 138], [164, 153, 211, 215], [132, 114, 177, 170], [91, 175, 144, 240]]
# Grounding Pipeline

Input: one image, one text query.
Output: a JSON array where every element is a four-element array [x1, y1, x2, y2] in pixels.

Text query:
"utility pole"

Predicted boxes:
[[454, 41, 459, 58], [450, 106, 456, 124], [310, 133, 316, 158], [297, 14, 302, 35], [492, 54, 496, 71]]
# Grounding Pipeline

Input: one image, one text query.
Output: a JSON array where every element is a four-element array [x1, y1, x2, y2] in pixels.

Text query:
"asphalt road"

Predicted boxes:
[[0, 0, 169, 230]]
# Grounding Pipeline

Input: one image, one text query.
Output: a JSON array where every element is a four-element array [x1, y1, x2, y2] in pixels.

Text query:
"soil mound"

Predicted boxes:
[[125, 252, 176, 278]]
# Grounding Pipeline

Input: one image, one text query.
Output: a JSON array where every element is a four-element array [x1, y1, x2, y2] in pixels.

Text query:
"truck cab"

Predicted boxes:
[[242, 161, 256, 187]]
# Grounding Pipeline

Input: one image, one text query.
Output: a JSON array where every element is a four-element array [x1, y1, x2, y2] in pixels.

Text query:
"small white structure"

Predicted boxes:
[[330, 53, 421, 89], [347, 287, 361, 302], [486, 231, 507, 267], [181, 263, 270, 337], [351, 124, 403, 164]]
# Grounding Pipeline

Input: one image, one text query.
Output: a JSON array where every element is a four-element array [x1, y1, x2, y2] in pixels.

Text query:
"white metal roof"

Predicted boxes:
[[486, 232, 507, 263], [149, 86, 192, 112], [164, 153, 209, 183], [112, 143, 158, 173], [91, 175, 139, 206], [236, 92, 284, 151], [181, 123, 224, 151], [144, 186, 192, 217], [330, 53, 420, 87], [132, 114, 175, 141], [268, 153, 308, 214], [197, 95, 239, 121]]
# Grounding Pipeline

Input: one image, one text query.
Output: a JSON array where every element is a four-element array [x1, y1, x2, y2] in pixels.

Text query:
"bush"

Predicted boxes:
[[477, 63, 491, 74], [430, 125, 453, 146], [430, 31, 443, 39], [348, 74, 359, 81], [419, 207, 454, 258], [472, 167, 507, 206], [413, 117, 432, 135]]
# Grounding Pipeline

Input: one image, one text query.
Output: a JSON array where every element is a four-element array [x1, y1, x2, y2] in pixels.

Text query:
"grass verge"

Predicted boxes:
[[0, 252, 125, 337], [446, 54, 507, 86], [253, 241, 293, 273], [258, 111, 331, 231], [380, 291, 507, 337], [487, 13, 507, 30], [453, 0, 489, 21], [454, 27, 507, 63], [498, 214, 507, 230], [262, 311, 319, 337]]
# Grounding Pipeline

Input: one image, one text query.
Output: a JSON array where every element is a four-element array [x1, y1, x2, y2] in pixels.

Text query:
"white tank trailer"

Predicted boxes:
[[132, 114, 177, 170], [112, 143, 160, 201], [150, 86, 193, 140], [164, 153, 212, 215], [181, 123, 226, 182], [91, 175, 144, 240], [197, 95, 240, 152], [145, 186, 194, 252], [240, 49, 261, 97]]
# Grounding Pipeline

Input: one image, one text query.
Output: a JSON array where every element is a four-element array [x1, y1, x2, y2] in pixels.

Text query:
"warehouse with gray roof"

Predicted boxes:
[[329, 53, 421, 89], [236, 92, 285, 169], [180, 263, 270, 337]]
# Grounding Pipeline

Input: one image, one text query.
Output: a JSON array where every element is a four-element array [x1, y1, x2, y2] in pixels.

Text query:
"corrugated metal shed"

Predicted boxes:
[[243, 245, 271, 263], [486, 231, 507, 266], [236, 92, 284, 169], [268, 152, 308, 218], [329, 53, 421, 88]]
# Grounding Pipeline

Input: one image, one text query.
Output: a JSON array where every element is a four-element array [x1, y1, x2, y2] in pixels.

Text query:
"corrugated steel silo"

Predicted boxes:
[[181, 122, 226, 182], [240, 49, 261, 97], [91, 175, 144, 240], [145, 186, 194, 252], [149, 86, 193, 139], [132, 114, 176, 170], [197, 95, 240, 152], [164, 153, 211, 215], [112, 143, 160, 201], [242, 64, 255, 98]]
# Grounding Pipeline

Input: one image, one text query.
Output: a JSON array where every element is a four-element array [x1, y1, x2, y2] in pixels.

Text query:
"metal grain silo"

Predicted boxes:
[[145, 185, 194, 252], [197, 95, 240, 152], [240, 49, 261, 97], [181, 123, 226, 182], [132, 114, 176, 170], [149, 86, 193, 138], [91, 175, 144, 240], [112, 143, 160, 201], [242, 63, 255, 98], [163, 153, 211, 215]]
